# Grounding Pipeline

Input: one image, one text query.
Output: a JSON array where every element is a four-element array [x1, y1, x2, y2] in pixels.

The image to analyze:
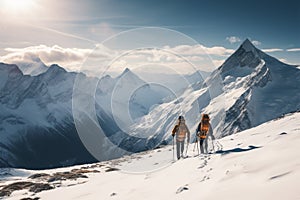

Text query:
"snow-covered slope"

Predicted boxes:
[[1, 111, 299, 200], [95, 68, 178, 129], [129, 83, 175, 120]]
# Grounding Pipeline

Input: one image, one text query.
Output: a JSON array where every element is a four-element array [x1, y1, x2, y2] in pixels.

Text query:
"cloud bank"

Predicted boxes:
[[1, 45, 116, 72], [1, 43, 236, 75], [226, 36, 241, 44]]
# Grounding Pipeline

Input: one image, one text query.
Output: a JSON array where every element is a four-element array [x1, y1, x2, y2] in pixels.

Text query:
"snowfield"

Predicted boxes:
[[1, 111, 299, 200]]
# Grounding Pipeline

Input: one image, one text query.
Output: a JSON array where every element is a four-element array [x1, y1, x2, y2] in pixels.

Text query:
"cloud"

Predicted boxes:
[[277, 58, 299, 66], [286, 48, 300, 52], [165, 44, 234, 57], [262, 48, 284, 53], [1, 43, 234, 75], [1, 44, 115, 71], [212, 59, 225, 67], [226, 36, 241, 44], [251, 40, 261, 46], [226, 37, 261, 46], [279, 58, 288, 63]]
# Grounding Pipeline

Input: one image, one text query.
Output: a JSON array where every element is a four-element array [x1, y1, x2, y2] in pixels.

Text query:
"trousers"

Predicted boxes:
[[176, 140, 185, 159], [200, 138, 208, 154]]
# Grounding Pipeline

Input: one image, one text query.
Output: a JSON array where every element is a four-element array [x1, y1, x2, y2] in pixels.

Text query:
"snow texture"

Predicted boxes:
[[1, 111, 299, 200]]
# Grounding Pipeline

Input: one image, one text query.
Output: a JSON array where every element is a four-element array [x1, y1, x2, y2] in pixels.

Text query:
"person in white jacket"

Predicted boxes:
[[172, 116, 190, 159]]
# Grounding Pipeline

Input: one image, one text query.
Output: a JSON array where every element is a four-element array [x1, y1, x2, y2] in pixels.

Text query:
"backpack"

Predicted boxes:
[[200, 114, 210, 138], [172, 124, 179, 134], [177, 124, 187, 141]]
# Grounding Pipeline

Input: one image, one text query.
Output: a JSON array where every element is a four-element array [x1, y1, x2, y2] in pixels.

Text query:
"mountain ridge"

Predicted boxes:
[[0, 62, 179, 169]]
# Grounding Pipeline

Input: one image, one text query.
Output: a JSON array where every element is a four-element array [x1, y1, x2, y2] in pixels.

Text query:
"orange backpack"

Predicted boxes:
[[200, 114, 210, 138]]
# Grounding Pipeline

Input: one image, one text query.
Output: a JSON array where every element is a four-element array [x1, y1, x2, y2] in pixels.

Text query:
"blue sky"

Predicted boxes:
[[85, 0, 300, 45], [51, 0, 300, 46], [0, 0, 299, 72]]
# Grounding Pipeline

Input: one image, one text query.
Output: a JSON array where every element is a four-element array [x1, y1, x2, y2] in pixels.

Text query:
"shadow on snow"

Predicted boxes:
[[215, 145, 261, 155]]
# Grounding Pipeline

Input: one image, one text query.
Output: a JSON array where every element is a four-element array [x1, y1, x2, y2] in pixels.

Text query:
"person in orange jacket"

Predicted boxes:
[[196, 114, 215, 154]]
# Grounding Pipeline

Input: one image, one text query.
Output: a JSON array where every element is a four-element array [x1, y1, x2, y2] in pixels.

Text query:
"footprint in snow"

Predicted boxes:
[[207, 168, 213, 172], [176, 185, 189, 194], [110, 192, 117, 197], [199, 175, 210, 182], [144, 174, 151, 180], [198, 160, 207, 169]]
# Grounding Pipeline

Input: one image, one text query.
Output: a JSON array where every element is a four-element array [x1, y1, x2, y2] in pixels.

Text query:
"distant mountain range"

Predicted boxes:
[[0, 39, 299, 169], [0, 62, 184, 169]]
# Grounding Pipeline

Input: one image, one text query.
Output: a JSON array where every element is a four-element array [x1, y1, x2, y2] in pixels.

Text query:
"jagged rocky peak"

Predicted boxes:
[[219, 39, 264, 76], [117, 67, 145, 84], [119, 67, 134, 77], [46, 64, 67, 74], [13, 55, 49, 76], [102, 74, 112, 79], [39, 64, 70, 84], [240, 38, 257, 52], [124, 67, 130, 73], [0, 63, 24, 93], [0, 62, 23, 76]]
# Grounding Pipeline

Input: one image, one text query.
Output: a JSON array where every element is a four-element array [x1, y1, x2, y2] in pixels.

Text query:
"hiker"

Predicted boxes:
[[172, 116, 190, 159], [196, 114, 215, 154]]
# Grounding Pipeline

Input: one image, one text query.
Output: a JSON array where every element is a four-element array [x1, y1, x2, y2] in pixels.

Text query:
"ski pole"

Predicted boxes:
[[172, 137, 175, 161], [193, 137, 197, 152], [185, 141, 189, 157], [196, 138, 200, 156]]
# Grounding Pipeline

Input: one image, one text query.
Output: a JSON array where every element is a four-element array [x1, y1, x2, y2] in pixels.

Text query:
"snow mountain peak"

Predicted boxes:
[[0, 62, 23, 76], [118, 67, 136, 78], [240, 38, 257, 52], [219, 39, 265, 76], [123, 67, 131, 73], [47, 64, 67, 74], [116, 67, 146, 85]]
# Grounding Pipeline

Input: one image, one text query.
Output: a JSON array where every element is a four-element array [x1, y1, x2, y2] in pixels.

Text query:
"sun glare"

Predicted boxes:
[[3, 0, 35, 13]]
